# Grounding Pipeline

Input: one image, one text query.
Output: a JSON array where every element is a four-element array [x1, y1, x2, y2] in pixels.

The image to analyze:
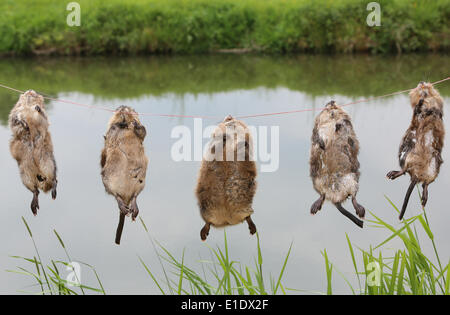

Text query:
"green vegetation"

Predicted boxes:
[[136, 197, 449, 295], [138, 218, 293, 295], [8, 217, 105, 295], [8, 197, 450, 295], [325, 195, 450, 295], [1, 0, 448, 55]]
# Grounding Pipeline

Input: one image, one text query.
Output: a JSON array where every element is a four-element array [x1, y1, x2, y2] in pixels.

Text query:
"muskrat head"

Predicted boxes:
[[213, 115, 238, 144], [223, 115, 234, 123], [19, 90, 46, 115], [108, 105, 141, 129], [216, 115, 238, 138], [208, 115, 253, 161], [325, 100, 338, 109], [320, 100, 343, 120], [221, 115, 250, 137], [409, 81, 439, 108]]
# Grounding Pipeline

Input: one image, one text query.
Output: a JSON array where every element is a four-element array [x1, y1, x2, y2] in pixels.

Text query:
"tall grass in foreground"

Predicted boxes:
[[7, 217, 105, 295], [325, 195, 450, 295], [8, 196, 449, 295], [138, 218, 293, 295]]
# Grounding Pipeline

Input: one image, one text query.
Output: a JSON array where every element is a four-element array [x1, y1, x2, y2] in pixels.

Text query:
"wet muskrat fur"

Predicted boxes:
[[9, 90, 58, 215], [196, 115, 257, 241], [309, 101, 365, 228], [101, 106, 148, 245], [387, 82, 444, 220]]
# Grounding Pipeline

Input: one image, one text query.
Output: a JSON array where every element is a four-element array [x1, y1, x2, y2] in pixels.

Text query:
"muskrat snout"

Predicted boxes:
[[326, 100, 336, 108], [118, 118, 128, 128], [25, 90, 38, 97]]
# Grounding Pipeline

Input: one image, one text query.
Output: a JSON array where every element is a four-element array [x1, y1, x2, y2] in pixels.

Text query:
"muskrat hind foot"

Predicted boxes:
[[310, 195, 325, 215], [200, 223, 210, 241], [387, 170, 405, 180], [421, 184, 429, 207], [246, 216, 257, 235], [130, 197, 139, 221], [51, 179, 57, 200], [352, 197, 366, 219], [116, 197, 130, 216], [31, 191, 39, 216]]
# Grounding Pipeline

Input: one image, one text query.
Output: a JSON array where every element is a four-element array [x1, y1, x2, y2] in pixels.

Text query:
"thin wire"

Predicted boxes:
[[0, 83, 222, 119], [0, 83, 23, 94], [237, 77, 450, 119], [43, 95, 116, 113], [0, 77, 448, 120]]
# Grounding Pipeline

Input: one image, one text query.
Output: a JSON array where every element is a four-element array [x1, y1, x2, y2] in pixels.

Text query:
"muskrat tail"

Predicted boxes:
[[335, 203, 364, 228], [399, 181, 416, 220], [115, 212, 126, 245]]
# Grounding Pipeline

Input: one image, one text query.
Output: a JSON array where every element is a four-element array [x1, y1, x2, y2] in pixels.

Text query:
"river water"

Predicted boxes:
[[0, 54, 449, 294]]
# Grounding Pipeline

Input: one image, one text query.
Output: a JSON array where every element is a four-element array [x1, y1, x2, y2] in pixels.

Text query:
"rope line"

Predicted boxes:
[[237, 77, 449, 119], [0, 77, 449, 120]]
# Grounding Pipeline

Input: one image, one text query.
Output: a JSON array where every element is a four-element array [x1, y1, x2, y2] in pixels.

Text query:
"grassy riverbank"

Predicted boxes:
[[1, 0, 448, 55]]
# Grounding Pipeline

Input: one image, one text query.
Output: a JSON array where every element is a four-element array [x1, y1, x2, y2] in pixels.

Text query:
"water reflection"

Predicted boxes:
[[0, 54, 449, 125], [0, 54, 449, 294]]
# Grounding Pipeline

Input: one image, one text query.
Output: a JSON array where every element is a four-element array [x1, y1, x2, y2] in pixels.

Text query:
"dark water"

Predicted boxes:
[[0, 54, 449, 294]]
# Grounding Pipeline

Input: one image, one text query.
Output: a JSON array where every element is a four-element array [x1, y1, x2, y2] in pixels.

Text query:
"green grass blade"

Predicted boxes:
[[273, 242, 292, 295], [322, 250, 332, 295], [138, 256, 166, 295]]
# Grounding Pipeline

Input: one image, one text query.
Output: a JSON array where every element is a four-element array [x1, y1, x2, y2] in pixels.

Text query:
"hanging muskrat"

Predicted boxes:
[[387, 82, 444, 220], [101, 106, 148, 245], [309, 101, 365, 228], [196, 115, 257, 241], [9, 90, 58, 215]]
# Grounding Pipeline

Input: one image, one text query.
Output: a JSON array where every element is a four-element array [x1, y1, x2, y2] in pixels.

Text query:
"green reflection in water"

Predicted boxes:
[[0, 54, 448, 125]]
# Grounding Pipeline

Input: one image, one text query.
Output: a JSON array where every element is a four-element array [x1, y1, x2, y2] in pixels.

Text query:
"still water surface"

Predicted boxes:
[[0, 54, 449, 294]]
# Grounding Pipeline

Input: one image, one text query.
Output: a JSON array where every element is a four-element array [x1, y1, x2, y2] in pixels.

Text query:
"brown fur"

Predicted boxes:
[[387, 82, 445, 219], [101, 106, 148, 245], [195, 115, 257, 240], [309, 101, 365, 227], [8, 90, 57, 215]]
